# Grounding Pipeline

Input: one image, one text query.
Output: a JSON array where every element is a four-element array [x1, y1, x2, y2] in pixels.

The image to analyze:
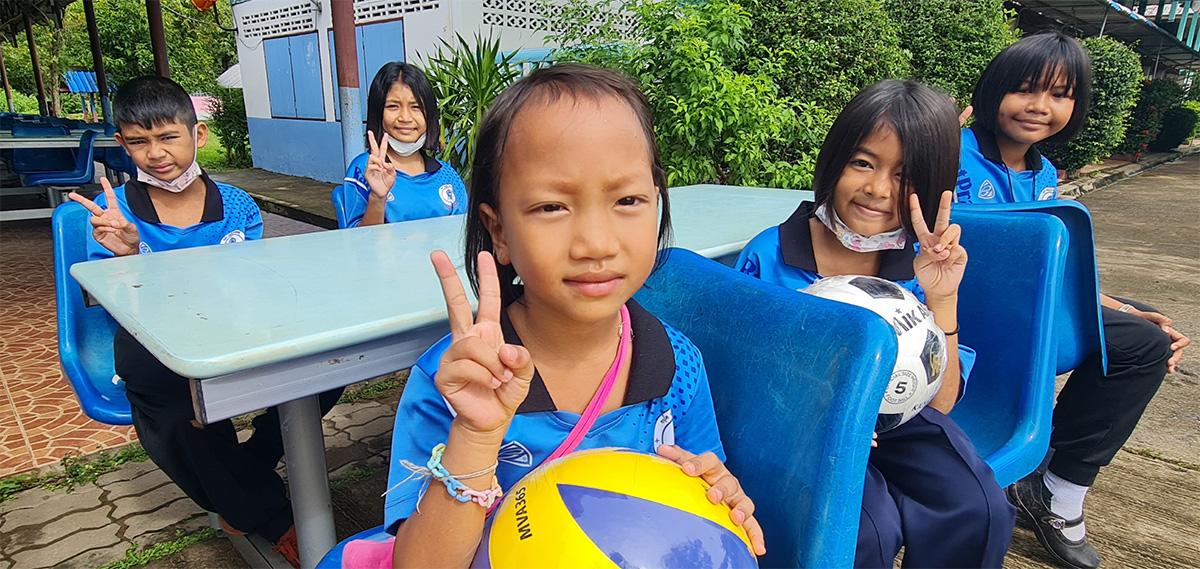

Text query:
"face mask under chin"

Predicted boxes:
[[815, 202, 908, 252]]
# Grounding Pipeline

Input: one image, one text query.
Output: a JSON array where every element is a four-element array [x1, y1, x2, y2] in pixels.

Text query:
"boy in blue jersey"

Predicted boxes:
[[958, 33, 1189, 569], [68, 76, 337, 567]]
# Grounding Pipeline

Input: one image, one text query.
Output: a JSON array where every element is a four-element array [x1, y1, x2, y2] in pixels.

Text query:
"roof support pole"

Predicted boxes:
[[84, 0, 112, 123], [332, 0, 364, 172], [1099, 4, 1110, 36], [23, 14, 48, 116], [146, 0, 170, 77], [0, 47, 13, 113]]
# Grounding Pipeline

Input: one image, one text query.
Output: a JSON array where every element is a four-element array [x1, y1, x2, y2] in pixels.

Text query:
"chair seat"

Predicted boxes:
[[23, 170, 94, 186]]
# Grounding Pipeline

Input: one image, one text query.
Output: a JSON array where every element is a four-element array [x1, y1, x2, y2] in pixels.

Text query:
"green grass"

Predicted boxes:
[[97, 528, 220, 569], [338, 370, 410, 405], [0, 443, 149, 504], [197, 130, 230, 171]]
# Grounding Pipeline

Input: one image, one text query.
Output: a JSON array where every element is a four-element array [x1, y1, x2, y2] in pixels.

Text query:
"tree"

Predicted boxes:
[[1, 0, 237, 114]]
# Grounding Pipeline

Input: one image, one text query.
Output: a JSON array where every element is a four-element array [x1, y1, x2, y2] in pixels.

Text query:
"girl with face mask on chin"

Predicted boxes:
[[338, 62, 468, 227]]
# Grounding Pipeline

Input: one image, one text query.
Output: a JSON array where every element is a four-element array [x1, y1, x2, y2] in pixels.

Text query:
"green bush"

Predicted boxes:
[[550, 0, 814, 187], [10, 91, 42, 114], [740, 0, 910, 113], [1117, 78, 1186, 158], [423, 32, 522, 186], [884, 0, 1019, 105], [1042, 36, 1142, 173], [1185, 101, 1200, 140], [205, 87, 251, 168], [1148, 104, 1199, 151]]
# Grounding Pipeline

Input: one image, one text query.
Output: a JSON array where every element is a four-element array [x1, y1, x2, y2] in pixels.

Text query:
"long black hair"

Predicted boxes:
[[365, 62, 441, 154], [812, 80, 960, 236], [465, 63, 672, 306], [971, 31, 1093, 144]]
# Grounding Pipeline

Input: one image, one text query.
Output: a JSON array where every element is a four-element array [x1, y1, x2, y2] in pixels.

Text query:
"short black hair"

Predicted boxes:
[[971, 31, 1093, 143], [113, 75, 197, 130], [812, 80, 960, 236], [365, 62, 441, 154], [465, 63, 671, 306]]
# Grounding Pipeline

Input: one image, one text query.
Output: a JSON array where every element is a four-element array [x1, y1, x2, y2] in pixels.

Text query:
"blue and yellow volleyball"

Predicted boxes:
[[470, 448, 758, 568]]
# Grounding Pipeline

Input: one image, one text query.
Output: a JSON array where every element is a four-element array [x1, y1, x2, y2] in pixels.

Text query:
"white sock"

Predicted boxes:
[[1043, 470, 1089, 541]]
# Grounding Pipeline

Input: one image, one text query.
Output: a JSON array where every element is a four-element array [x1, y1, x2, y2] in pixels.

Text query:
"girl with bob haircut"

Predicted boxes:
[[959, 31, 1189, 569], [738, 79, 1015, 568], [337, 62, 468, 227]]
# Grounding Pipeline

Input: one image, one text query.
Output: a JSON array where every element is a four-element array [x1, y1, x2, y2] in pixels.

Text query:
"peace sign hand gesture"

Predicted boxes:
[[365, 130, 397, 200], [431, 250, 535, 439], [68, 178, 140, 257], [910, 191, 968, 301]]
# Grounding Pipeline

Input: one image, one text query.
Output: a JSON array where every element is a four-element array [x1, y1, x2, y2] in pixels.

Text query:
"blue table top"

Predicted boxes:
[[71, 184, 810, 378]]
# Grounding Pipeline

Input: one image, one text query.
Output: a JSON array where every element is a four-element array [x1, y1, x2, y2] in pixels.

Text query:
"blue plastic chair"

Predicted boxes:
[[22, 130, 98, 186], [317, 248, 898, 568], [102, 146, 137, 176], [331, 183, 352, 228], [52, 202, 132, 425], [946, 209, 1069, 487], [957, 200, 1107, 375]]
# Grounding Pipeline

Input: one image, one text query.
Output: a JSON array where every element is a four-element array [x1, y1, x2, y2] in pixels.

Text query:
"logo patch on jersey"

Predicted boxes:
[[386, 191, 395, 202], [498, 441, 533, 467], [219, 230, 246, 244], [138, 242, 152, 254], [653, 410, 676, 448], [1037, 186, 1055, 201], [977, 179, 996, 200], [438, 184, 457, 209], [738, 257, 759, 276]]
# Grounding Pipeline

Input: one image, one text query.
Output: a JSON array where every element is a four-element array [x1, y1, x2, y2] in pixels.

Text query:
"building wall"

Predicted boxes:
[[231, 0, 629, 183]]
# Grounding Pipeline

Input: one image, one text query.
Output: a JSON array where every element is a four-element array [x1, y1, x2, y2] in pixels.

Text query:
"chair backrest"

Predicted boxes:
[[52, 202, 131, 425], [103, 146, 137, 175], [948, 209, 1068, 486], [331, 183, 352, 228], [635, 248, 896, 568], [74, 129, 98, 173], [957, 201, 1106, 375], [12, 123, 69, 137]]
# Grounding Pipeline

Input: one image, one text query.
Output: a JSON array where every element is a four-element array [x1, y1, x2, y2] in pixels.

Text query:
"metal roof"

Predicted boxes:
[[1011, 0, 1200, 71], [0, 0, 76, 42], [61, 69, 108, 93]]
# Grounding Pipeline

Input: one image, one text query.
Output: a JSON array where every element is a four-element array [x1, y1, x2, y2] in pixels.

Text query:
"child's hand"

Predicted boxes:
[[910, 191, 967, 300], [364, 130, 397, 200], [1129, 310, 1190, 373], [68, 178, 140, 257], [431, 250, 534, 439], [657, 445, 767, 556]]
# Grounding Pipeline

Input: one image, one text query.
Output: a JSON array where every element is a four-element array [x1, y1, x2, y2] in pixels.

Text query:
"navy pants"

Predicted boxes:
[[1048, 298, 1171, 486], [856, 408, 1015, 568], [115, 328, 344, 542]]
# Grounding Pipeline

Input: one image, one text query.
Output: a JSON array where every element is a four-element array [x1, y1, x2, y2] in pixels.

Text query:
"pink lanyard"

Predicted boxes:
[[544, 304, 632, 462]]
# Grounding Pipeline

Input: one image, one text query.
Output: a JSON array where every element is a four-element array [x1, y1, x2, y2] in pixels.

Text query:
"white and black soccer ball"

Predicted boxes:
[[802, 275, 947, 432]]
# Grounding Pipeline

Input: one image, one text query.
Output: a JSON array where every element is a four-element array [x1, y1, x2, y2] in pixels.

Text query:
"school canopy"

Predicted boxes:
[[1010, 0, 1200, 73], [0, 0, 75, 41]]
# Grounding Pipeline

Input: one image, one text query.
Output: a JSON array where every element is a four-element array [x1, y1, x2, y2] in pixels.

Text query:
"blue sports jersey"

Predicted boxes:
[[954, 125, 1059, 204], [87, 173, 263, 261], [734, 202, 976, 387], [383, 300, 725, 533], [340, 152, 468, 227]]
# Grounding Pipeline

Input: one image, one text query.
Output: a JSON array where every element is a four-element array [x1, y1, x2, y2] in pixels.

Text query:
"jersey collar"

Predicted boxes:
[[970, 124, 1044, 172], [123, 172, 223, 224], [421, 153, 441, 174], [502, 299, 676, 414], [778, 201, 916, 281]]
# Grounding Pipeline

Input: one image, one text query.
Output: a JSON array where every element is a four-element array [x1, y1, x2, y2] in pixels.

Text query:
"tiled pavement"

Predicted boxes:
[[0, 395, 398, 569], [0, 212, 325, 477]]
